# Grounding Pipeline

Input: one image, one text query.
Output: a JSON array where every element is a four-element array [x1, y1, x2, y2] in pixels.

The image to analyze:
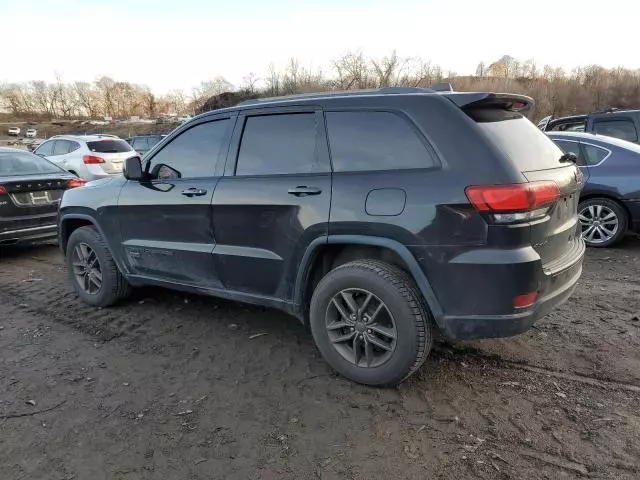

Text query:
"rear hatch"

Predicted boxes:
[[459, 97, 582, 270], [86, 138, 135, 174]]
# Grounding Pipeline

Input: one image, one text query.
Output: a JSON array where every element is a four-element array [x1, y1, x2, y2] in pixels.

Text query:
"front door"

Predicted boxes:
[[117, 116, 234, 288], [211, 109, 331, 301]]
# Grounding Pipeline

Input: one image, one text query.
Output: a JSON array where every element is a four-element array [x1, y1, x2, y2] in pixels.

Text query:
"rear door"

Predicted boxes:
[[211, 108, 331, 300], [475, 113, 582, 269], [117, 116, 234, 287]]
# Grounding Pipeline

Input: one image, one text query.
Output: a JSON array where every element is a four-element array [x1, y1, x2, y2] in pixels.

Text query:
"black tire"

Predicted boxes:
[[66, 226, 130, 306], [309, 259, 433, 387], [578, 197, 628, 248]]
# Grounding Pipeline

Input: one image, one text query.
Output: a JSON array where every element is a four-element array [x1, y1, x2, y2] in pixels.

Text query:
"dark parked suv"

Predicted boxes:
[[538, 108, 640, 144], [58, 87, 585, 386]]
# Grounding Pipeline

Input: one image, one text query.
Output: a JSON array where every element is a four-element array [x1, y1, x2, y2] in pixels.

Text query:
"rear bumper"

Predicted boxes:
[[439, 260, 582, 340], [413, 240, 585, 340], [0, 224, 58, 244]]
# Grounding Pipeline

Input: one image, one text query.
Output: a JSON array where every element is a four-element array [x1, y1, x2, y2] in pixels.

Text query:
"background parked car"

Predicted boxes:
[[33, 134, 136, 181], [548, 131, 640, 247], [540, 108, 640, 144], [0, 147, 84, 245], [125, 135, 166, 156], [8, 127, 21, 136], [25, 128, 37, 138]]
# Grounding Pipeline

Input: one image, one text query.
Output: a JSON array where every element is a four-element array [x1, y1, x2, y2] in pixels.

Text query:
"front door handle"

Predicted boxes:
[[287, 186, 322, 197], [181, 187, 207, 197]]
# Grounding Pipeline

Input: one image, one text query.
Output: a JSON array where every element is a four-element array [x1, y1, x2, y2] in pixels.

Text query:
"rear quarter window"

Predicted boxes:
[[474, 112, 564, 171], [592, 119, 638, 143], [325, 111, 436, 172]]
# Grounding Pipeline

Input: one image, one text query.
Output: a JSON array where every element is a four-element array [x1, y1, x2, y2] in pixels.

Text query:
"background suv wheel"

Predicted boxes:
[[578, 197, 628, 248], [66, 226, 131, 306], [309, 259, 433, 387]]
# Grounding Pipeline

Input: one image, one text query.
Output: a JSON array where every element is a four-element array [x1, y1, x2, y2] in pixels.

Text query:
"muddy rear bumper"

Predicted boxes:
[[0, 224, 58, 245]]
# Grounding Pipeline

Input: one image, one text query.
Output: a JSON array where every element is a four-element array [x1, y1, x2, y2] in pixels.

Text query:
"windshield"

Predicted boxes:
[[87, 139, 133, 153], [0, 151, 64, 176]]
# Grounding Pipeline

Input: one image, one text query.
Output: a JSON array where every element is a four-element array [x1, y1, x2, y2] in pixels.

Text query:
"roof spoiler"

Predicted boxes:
[[441, 92, 535, 114]]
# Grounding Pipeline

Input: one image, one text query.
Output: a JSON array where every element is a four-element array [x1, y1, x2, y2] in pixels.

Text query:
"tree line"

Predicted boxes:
[[2, 53, 640, 121]]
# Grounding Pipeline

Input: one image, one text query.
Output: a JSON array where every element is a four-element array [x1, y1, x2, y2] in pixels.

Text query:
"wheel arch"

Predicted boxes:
[[293, 235, 444, 329]]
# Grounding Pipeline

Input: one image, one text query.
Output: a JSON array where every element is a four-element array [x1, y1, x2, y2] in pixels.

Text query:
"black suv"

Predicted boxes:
[[58, 87, 585, 386], [539, 108, 640, 144]]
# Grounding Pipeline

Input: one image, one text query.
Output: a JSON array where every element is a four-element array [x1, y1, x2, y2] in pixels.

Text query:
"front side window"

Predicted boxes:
[[325, 111, 436, 172], [235, 113, 317, 176], [593, 120, 638, 142], [147, 119, 230, 179]]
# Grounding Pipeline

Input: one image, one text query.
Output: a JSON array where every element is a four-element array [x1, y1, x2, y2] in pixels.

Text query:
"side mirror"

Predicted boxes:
[[123, 156, 144, 180]]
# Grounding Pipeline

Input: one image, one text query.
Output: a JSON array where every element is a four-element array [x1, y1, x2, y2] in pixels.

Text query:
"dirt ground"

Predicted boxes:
[[1, 238, 639, 480]]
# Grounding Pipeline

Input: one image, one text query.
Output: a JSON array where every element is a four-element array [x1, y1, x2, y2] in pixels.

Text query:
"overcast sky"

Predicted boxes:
[[1, 0, 637, 93]]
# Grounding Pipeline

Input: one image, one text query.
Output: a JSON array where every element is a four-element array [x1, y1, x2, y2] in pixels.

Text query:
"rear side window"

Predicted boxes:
[[582, 143, 610, 166], [326, 111, 435, 172], [474, 112, 564, 171], [53, 140, 72, 155], [87, 139, 133, 153], [553, 139, 586, 166], [593, 120, 638, 143], [235, 113, 317, 176]]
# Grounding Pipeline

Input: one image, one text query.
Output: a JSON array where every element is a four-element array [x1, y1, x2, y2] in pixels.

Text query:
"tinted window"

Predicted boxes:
[[69, 141, 80, 153], [477, 115, 564, 170], [593, 120, 638, 142], [236, 113, 317, 176], [53, 140, 72, 155], [35, 140, 54, 156], [326, 111, 435, 172], [553, 139, 585, 166], [132, 137, 149, 150], [549, 120, 586, 132], [582, 143, 610, 166], [148, 119, 229, 179], [0, 151, 63, 176], [87, 139, 133, 153]]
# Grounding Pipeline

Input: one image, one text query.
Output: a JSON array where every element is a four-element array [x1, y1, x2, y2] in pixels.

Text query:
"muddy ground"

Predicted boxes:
[[0, 239, 639, 480]]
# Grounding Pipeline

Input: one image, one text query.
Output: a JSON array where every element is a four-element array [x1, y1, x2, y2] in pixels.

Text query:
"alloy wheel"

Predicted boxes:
[[578, 204, 619, 244], [325, 288, 397, 368], [71, 242, 103, 295]]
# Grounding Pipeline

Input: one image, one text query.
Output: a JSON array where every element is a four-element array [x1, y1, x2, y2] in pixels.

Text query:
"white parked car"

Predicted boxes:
[[8, 127, 20, 136], [25, 128, 37, 138], [34, 134, 136, 180]]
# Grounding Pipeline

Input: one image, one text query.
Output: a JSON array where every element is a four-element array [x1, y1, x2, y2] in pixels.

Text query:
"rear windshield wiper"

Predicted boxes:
[[559, 152, 577, 164]]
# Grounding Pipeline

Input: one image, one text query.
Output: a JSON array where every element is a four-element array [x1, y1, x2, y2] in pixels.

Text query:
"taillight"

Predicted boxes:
[[513, 291, 538, 309], [67, 178, 87, 188], [465, 181, 560, 223], [0, 185, 6, 194], [83, 155, 105, 164]]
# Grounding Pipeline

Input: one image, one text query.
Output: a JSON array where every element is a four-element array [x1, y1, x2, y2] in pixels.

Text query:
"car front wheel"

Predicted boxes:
[[66, 226, 130, 306], [309, 259, 433, 387]]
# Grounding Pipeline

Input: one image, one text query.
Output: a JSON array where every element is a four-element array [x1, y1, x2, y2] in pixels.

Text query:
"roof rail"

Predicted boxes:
[[236, 86, 441, 107]]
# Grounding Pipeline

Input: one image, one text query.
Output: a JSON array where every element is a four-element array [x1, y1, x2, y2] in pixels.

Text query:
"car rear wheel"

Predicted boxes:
[[309, 259, 433, 387], [578, 197, 628, 248], [66, 226, 130, 306]]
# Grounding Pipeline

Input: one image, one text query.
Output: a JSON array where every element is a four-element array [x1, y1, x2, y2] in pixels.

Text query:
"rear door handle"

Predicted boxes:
[[181, 187, 207, 197], [287, 186, 322, 197]]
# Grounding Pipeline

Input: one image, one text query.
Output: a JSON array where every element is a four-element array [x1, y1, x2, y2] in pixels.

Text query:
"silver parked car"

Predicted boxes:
[[34, 135, 136, 180]]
